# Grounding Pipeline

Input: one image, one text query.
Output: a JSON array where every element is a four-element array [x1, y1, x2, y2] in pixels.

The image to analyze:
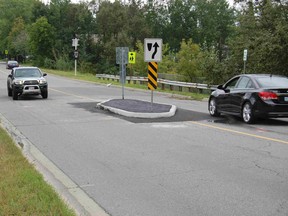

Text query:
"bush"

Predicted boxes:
[[79, 61, 95, 74], [55, 56, 73, 71], [44, 58, 56, 69]]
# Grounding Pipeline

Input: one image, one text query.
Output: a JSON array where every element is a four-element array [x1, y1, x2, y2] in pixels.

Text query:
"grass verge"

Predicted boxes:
[[0, 125, 76, 216]]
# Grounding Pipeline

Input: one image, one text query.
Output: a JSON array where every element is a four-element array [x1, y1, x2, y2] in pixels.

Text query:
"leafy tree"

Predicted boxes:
[[7, 17, 29, 61], [145, 0, 169, 39], [95, 0, 151, 73], [228, 0, 288, 75], [132, 40, 147, 76], [165, 0, 198, 51], [201, 49, 232, 84], [176, 39, 202, 82], [0, 0, 36, 57], [195, 0, 235, 61], [126, 0, 152, 49], [29, 17, 56, 65]]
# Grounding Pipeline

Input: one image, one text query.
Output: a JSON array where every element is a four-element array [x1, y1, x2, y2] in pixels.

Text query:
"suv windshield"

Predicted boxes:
[[256, 76, 288, 88], [15, 69, 42, 78]]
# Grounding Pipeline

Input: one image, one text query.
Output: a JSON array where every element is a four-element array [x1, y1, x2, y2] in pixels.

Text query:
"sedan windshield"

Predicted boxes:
[[256, 76, 288, 88], [15, 69, 42, 78], [8, 61, 18, 64]]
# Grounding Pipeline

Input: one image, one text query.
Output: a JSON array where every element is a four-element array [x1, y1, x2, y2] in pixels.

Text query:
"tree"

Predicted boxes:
[[7, 17, 29, 61], [195, 0, 235, 61], [126, 0, 152, 49], [29, 17, 56, 65], [164, 0, 198, 51], [228, 0, 288, 75], [95, 1, 152, 73], [176, 39, 202, 82], [0, 0, 36, 57]]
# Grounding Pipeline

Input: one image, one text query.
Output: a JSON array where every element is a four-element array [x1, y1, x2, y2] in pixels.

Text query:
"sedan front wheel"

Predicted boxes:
[[209, 98, 220, 117]]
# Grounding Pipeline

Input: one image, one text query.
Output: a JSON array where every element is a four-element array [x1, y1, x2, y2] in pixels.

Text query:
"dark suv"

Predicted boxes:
[[7, 67, 48, 100]]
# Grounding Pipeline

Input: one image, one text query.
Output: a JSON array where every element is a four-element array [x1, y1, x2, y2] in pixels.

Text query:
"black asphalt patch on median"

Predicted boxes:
[[69, 102, 210, 123], [101, 99, 172, 113], [69, 102, 288, 125]]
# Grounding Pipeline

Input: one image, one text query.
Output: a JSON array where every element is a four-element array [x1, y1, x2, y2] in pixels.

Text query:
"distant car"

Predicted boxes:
[[6, 60, 19, 69], [208, 74, 288, 123], [7, 67, 48, 100]]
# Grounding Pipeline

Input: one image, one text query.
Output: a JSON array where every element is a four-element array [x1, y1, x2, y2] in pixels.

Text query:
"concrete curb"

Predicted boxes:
[[97, 99, 177, 118]]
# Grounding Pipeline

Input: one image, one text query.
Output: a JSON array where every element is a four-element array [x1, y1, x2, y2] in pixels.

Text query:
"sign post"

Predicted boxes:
[[243, 49, 248, 74], [144, 38, 162, 108], [116, 47, 129, 99], [72, 38, 79, 76]]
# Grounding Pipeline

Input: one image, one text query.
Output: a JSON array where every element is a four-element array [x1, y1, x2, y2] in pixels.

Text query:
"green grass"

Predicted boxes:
[[0, 126, 76, 216], [44, 69, 210, 101]]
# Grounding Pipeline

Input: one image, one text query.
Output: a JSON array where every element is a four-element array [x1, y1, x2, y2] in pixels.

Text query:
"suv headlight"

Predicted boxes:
[[14, 80, 24, 85], [38, 79, 47, 84]]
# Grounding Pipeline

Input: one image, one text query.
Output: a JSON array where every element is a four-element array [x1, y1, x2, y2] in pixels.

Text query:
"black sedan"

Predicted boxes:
[[6, 60, 19, 69], [208, 74, 288, 123]]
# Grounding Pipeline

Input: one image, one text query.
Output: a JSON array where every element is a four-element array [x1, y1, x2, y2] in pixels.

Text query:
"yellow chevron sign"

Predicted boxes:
[[148, 62, 158, 90]]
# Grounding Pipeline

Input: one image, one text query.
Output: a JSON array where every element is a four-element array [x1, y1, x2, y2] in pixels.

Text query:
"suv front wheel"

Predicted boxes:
[[7, 84, 12, 97], [12, 86, 18, 100], [41, 90, 48, 99]]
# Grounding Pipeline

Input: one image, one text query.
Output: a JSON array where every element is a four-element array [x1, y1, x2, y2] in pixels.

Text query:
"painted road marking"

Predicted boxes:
[[192, 121, 288, 145], [50, 88, 98, 102]]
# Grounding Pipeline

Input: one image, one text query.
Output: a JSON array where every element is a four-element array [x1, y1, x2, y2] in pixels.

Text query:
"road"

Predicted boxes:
[[1, 63, 288, 216]]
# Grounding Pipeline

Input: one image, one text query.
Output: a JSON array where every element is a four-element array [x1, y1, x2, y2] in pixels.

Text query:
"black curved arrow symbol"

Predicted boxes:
[[152, 42, 159, 59]]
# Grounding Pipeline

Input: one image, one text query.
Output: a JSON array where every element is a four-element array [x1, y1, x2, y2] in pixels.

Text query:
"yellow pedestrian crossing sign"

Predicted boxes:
[[128, 52, 136, 64]]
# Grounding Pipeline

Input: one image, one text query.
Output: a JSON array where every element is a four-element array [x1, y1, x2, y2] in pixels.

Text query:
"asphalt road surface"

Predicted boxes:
[[1, 62, 288, 216]]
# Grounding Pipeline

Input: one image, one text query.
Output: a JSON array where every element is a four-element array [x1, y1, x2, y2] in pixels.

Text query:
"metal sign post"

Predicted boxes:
[[72, 38, 79, 76], [116, 47, 129, 99], [243, 49, 248, 74]]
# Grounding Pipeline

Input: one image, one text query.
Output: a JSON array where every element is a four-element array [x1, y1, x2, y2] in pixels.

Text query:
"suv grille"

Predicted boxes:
[[24, 80, 38, 85]]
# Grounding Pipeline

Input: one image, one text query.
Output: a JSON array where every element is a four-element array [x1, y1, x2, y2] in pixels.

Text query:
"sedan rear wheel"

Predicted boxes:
[[242, 102, 255, 124], [209, 98, 220, 117]]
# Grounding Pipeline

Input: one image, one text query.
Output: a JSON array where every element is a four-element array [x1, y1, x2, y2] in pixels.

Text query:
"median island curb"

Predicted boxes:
[[97, 99, 177, 118]]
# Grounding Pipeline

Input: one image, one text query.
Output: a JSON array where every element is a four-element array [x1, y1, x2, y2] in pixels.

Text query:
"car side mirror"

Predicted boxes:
[[8, 74, 12, 78], [43, 73, 47, 76], [217, 85, 224, 90], [224, 88, 230, 93]]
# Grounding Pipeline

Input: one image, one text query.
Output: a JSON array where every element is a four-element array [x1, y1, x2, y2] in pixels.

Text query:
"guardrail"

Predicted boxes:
[[96, 74, 217, 93]]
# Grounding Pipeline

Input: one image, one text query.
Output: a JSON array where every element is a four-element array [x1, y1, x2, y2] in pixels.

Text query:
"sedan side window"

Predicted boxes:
[[236, 77, 254, 89], [224, 77, 240, 90]]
